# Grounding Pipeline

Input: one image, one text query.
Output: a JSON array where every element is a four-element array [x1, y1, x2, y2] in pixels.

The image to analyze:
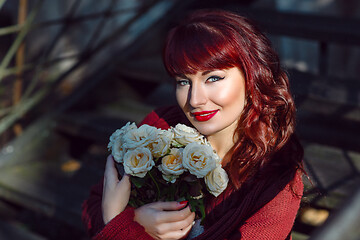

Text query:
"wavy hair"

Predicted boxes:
[[163, 9, 303, 189]]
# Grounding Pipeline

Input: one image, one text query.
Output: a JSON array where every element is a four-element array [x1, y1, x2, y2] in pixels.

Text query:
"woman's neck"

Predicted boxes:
[[207, 130, 236, 161]]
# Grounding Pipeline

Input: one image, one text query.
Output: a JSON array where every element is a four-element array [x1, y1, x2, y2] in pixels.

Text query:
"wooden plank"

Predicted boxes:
[[0, 219, 46, 240], [0, 129, 105, 231], [292, 231, 309, 240], [116, 56, 168, 83], [56, 112, 129, 144], [56, 97, 154, 144], [289, 69, 360, 107], [227, 7, 360, 46], [308, 186, 360, 240], [297, 110, 360, 152], [302, 142, 360, 209], [0, 157, 103, 230], [0, 117, 56, 168], [296, 97, 360, 122]]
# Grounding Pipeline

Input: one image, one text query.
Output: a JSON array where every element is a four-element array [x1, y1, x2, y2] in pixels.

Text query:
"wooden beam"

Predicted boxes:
[[227, 7, 360, 46]]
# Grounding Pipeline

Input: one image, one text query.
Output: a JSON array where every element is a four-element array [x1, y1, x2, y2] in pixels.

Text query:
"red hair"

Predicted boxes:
[[163, 9, 303, 189]]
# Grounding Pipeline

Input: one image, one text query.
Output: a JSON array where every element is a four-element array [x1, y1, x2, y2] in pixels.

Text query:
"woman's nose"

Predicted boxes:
[[189, 83, 207, 107]]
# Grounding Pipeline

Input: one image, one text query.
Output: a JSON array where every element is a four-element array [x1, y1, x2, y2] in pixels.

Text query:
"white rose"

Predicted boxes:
[[108, 122, 137, 150], [123, 124, 158, 149], [182, 142, 217, 178], [148, 129, 173, 158], [123, 147, 154, 178], [172, 124, 206, 147], [108, 122, 137, 163], [158, 148, 185, 183], [205, 166, 229, 197]]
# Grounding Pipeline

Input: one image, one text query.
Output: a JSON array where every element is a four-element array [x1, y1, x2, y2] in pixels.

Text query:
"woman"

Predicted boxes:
[[82, 9, 304, 240]]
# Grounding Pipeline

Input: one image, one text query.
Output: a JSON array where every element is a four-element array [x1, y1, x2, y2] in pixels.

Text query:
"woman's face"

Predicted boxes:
[[175, 67, 246, 137]]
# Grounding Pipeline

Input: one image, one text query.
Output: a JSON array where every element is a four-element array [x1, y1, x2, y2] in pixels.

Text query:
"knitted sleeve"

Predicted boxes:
[[235, 172, 303, 240], [81, 180, 153, 240], [92, 208, 153, 240], [139, 105, 188, 129], [81, 181, 105, 237]]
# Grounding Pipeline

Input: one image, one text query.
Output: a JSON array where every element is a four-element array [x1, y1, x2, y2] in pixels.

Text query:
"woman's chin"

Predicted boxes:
[[192, 125, 217, 137]]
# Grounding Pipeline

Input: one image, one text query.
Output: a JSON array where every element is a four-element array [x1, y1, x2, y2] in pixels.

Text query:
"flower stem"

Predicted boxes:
[[148, 171, 160, 200]]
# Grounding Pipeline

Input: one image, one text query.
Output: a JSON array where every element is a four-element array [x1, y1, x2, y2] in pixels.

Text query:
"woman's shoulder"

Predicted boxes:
[[292, 169, 304, 195], [236, 170, 303, 239], [139, 105, 190, 129], [272, 169, 304, 205]]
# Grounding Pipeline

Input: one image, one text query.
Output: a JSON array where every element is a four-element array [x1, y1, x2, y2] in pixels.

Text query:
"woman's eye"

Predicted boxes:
[[207, 76, 224, 83], [176, 80, 190, 86]]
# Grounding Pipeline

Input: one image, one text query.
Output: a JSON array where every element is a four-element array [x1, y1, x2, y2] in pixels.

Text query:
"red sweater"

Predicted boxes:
[[81, 106, 303, 240]]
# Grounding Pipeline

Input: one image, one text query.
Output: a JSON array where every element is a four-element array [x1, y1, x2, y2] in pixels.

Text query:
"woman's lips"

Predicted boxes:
[[192, 110, 219, 122]]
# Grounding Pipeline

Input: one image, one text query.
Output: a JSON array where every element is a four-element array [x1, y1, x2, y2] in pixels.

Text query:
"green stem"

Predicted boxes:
[[148, 171, 160, 200]]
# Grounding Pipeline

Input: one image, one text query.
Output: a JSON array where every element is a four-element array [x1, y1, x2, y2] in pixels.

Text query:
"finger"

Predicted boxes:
[[150, 201, 187, 211], [160, 211, 195, 232], [104, 155, 119, 187], [180, 221, 194, 237], [158, 222, 194, 240], [114, 174, 131, 209], [116, 174, 131, 193], [157, 206, 193, 223]]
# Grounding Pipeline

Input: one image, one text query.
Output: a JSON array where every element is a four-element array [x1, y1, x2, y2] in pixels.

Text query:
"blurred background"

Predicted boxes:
[[0, 0, 359, 239]]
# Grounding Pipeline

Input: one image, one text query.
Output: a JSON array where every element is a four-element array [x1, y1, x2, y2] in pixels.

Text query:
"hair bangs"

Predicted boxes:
[[164, 23, 237, 77]]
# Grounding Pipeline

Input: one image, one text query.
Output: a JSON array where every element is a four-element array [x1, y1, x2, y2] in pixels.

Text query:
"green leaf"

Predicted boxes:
[[131, 189, 137, 197], [171, 141, 184, 148], [198, 200, 206, 222], [188, 197, 206, 222], [178, 182, 189, 200], [128, 199, 137, 208], [131, 176, 146, 188]]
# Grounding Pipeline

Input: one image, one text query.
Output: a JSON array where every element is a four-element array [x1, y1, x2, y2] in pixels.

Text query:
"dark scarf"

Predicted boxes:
[[194, 165, 296, 240], [152, 106, 301, 240]]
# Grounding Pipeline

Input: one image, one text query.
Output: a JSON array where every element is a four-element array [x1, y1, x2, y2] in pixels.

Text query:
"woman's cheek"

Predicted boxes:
[[210, 85, 233, 105], [217, 79, 245, 107], [176, 88, 187, 108]]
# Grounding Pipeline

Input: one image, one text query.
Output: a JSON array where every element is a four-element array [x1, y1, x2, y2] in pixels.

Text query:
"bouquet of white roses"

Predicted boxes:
[[107, 122, 229, 221]]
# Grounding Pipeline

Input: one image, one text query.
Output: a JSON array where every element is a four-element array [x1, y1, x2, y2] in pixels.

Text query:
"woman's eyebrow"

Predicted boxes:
[[175, 74, 187, 79], [202, 70, 222, 76], [202, 70, 212, 76]]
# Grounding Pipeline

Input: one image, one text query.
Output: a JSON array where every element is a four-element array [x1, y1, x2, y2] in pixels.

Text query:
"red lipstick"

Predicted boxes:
[[192, 110, 219, 121]]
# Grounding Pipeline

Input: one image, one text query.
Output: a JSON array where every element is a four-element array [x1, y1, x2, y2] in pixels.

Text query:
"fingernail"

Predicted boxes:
[[179, 200, 188, 205]]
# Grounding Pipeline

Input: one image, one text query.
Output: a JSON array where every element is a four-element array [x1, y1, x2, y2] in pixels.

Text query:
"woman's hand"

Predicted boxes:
[[102, 155, 131, 224], [134, 201, 195, 240]]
